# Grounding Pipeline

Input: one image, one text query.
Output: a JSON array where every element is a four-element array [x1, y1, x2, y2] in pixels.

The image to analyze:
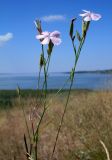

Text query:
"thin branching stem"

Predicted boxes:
[[34, 45, 52, 160], [51, 36, 85, 159], [37, 67, 41, 90]]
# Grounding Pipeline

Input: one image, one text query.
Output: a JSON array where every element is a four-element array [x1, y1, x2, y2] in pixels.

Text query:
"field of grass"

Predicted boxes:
[[0, 89, 112, 160]]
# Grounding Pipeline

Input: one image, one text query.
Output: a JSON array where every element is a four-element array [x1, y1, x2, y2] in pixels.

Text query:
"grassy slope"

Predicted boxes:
[[0, 90, 112, 159]]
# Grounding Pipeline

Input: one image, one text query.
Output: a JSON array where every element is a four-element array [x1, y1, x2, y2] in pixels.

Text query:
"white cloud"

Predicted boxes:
[[41, 15, 66, 22], [0, 33, 13, 46]]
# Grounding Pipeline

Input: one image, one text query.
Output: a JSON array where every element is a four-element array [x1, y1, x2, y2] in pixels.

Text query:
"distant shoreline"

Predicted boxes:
[[63, 69, 112, 74]]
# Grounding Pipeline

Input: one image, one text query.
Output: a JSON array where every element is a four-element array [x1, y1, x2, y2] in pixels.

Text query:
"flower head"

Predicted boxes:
[[36, 31, 61, 45], [79, 10, 101, 21]]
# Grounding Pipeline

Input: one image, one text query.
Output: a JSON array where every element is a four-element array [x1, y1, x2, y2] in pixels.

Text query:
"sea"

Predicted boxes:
[[0, 73, 112, 90]]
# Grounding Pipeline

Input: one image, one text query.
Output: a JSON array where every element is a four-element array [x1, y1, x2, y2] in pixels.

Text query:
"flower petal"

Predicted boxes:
[[50, 31, 60, 38], [41, 37, 50, 45], [91, 13, 101, 21], [42, 31, 49, 36], [83, 16, 92, 22], [82, 10, 90, 13], [36, 31, 49, 40], [79, 13, 89, 17], [50, 37, 62, 45], [36, 34, 46, 39]]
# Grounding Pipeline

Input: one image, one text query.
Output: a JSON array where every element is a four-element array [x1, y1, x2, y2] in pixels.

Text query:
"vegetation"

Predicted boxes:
[[0, 90, 112, 159]]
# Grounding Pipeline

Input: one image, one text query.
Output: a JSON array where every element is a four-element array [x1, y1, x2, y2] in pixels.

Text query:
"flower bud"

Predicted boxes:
[[34, 19, 42, 34], [39, 54, 44, 67], [47, 40, 54, 55]]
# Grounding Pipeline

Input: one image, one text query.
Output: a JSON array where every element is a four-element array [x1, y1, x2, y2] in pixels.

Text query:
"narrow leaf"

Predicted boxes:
[[82, 20, 90, 38], [73, 44, 76, 55], [69, 18, 76, 38], [72, 35, 76, 41], [76, 31, 82, 42], [24, 134, 29, 159], [70, 68, 74, 80]]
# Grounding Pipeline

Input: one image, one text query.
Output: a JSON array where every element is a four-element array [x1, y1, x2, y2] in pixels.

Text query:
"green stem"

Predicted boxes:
[[34, 45, 51, 160], [41, 77, 71, 113], [51, 37, 85, 159], [51, 63, 76, 159], [37, 67, 41, 90]]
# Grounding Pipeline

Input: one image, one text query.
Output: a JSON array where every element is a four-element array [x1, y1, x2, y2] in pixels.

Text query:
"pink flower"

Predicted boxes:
[[36, 31, 62, 45], [79, 10, 101, 21]]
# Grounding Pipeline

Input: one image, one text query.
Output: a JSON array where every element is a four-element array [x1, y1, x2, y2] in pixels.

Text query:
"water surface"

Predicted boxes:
[[0, 73, 112, 90]]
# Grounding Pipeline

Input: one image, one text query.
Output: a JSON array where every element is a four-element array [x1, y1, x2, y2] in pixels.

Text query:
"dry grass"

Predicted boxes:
[[0, 90, 112, 159]]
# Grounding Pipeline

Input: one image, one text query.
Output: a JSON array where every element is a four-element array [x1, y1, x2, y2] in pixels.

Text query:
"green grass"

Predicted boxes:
[[0, 89, 92, 108]]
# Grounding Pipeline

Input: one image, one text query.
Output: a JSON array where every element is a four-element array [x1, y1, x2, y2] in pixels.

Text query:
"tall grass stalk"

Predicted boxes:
[[100, 140, 110, 160]]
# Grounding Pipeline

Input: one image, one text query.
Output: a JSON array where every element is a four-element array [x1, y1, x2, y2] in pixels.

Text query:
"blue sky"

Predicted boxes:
[[0, 0, 112, 73]]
